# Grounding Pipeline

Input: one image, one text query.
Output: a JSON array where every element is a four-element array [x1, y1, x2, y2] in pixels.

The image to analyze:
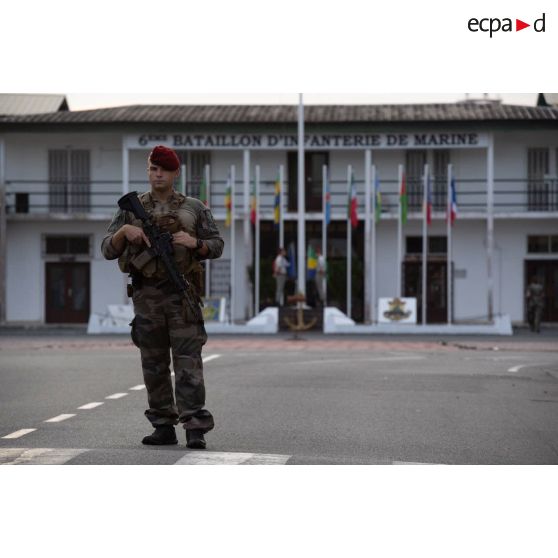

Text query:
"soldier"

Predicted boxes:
[[526, 276, 545, 333], [101, 145, 224, 448]]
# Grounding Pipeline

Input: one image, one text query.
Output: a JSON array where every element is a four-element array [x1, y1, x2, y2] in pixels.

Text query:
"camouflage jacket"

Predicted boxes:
[[101, 190, 224, 280]]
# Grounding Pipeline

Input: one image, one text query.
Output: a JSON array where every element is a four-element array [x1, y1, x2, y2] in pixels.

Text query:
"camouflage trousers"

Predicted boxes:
[[131, 284, 214, 433]]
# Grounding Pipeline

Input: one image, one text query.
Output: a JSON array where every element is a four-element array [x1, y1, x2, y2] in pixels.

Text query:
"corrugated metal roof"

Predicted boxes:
[[0, 94, 68, 115], [0, 101, 557, 125]]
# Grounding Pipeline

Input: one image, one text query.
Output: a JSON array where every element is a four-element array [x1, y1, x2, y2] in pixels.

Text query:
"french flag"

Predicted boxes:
[[449, 177, 458, 225]]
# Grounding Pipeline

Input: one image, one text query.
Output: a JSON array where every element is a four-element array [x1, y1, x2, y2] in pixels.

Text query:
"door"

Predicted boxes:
[[525, 260, 558, 322], [404, 260, 447, 323], [287, 152, 329, 212], [45, 262, 90, 323]]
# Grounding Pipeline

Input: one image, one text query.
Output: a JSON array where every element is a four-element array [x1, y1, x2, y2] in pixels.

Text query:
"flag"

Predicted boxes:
[[287, 243, 297, 279], [273, 177, 281, 229], [348, 172, 358, 228], [399, 171, 408, 225], [250, 179, 256, 225], [224, 176, 232, 227], [324, 174, 331, 226], [199, 174, 208, 206], [307, 245, 317, 280], [374, 174, 382, 224], [425, 174, 432, 226], [449, 177, 458, 225]]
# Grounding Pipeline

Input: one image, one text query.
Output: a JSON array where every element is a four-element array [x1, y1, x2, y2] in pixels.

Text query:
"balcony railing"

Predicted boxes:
[[4, 178, 558, 216]]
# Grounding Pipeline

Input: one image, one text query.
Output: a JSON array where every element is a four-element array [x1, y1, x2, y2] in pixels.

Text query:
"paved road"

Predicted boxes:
[[1, 332, 557, 464]]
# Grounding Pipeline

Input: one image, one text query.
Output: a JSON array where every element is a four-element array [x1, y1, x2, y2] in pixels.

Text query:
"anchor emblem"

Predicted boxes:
[[284, 292, 317, 338]]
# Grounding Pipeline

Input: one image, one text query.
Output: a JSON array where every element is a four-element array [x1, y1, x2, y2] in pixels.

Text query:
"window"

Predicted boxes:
[[432, 150, 450, 210], [527, 148, 552, 211], [45, 236, 90, 255], [406, 236, 447, 255], [527, 235, 558, 254], [185, 151, 211, 199], [287, 152, 329, 212], [405, 150, 426, 210], [48, 150, 90, 212]]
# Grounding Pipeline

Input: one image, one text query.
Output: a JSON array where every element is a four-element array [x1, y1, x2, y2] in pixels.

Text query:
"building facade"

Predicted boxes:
[[0, 100, 557, 326]]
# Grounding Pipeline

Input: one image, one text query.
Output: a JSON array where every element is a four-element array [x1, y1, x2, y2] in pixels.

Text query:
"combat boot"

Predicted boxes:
[[142, 425, 178, 445], [186, 429, 206, 449]]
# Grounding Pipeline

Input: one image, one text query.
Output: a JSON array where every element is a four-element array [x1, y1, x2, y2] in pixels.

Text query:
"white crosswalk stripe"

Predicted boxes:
[[44, 414, 76, 423], [77, 402, 104, 410], [174, 451, 291, 465], [1, 428, 37, 439], [0, 448, 86, 465]]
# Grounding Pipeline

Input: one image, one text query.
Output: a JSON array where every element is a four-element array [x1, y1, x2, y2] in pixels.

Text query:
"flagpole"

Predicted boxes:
[[230, 165, 236, 323], [322, 164, 328, 305], [347, 165, 352, 319], [397, 164, 403, 298], [371, 164, 377, 324], [297, 93, 306, 296], [243, 149, 252, 319], [180, 164, 186, 195], [487, 134, 495, 322], [204, 164, 211, 298], [255, 164, 260, 315], [279, 164, 284, 249], [422, 164, 428, 326], [447, 163, 453, 324], [364, 150, 371, 323]]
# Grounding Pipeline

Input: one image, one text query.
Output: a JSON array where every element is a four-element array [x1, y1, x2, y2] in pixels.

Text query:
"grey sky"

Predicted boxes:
[[66, 93, 538, 111]]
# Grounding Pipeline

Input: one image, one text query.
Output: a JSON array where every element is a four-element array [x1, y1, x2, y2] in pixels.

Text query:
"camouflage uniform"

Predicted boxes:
[[102, 190, 224, 433]]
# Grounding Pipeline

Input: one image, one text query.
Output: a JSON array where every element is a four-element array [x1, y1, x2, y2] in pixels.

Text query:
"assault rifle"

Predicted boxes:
[[117, 191, 203, 322]]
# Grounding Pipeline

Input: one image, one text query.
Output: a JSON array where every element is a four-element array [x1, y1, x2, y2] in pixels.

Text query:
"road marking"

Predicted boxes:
[[392, 461, 444, 465], [2, 429, 37, 439], [105, 393, 128, 399], [44, 414, 76, 423], [203, 354, 221, 364], [170, 355, 220, 377], [508, 363, 546, 373], [129, 385, 145, 391], [77, 402, 104, 410], [174, 451, 290, 465], [0, 448, 86, 465], [296, 356, 425, 366]]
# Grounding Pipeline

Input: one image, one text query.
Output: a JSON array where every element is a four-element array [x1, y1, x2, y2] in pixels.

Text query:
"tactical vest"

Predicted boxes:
[[117, 191, 204, 289]]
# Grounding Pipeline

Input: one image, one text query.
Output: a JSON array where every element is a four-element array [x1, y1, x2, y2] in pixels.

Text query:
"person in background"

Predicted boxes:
[[315, 248, 326, 306], [526, 276, 545, 333], [273, 247, 289, 306]]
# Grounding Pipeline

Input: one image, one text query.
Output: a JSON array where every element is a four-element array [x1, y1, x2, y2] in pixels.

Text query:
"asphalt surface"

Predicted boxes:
[[1, 330, 557, 464]]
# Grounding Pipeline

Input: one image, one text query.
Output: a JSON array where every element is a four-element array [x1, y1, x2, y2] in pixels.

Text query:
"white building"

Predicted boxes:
[[0, 95, 557, 327]]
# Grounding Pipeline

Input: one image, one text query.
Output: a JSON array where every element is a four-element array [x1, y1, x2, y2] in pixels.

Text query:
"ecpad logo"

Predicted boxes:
[[468, 13, 546, 37]]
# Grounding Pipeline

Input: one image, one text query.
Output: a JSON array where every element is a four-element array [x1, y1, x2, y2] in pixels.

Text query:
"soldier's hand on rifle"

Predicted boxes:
[[123, 224, 151, 247], [172, 231, 197, 249]]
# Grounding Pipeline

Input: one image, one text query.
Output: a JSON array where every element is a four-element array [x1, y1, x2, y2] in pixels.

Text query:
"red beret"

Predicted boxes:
[[149, 145, 180, 171]]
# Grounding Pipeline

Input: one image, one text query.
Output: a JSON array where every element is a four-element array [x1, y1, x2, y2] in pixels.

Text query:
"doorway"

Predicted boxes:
[[45, 262, 90, 323], [524, 260, 558, 322], [403, 260, 447, 323]]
